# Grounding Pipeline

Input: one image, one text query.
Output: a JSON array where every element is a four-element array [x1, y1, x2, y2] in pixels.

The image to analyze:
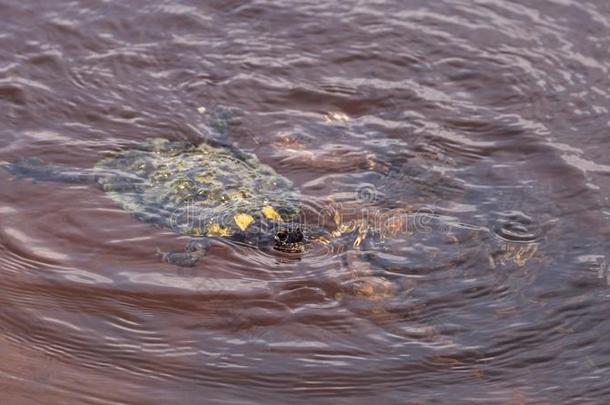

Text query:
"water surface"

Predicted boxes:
[[1, 0, 610, 403]]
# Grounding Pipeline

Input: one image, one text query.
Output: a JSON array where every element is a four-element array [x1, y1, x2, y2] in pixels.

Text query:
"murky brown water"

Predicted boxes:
[[1, 0, 610, 403]]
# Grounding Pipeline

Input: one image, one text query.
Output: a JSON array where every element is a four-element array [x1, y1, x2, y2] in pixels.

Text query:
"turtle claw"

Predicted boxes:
[[186, 238, 211, 253], [157, 239, 210, 267], [159, 250, 205, 267]]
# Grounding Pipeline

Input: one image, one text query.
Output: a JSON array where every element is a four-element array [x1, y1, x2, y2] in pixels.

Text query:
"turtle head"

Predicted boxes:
[[273, 225, 305, 253]]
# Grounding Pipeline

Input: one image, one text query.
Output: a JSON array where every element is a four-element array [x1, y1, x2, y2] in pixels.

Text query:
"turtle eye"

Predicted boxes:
[[276, 230, 288, 242]]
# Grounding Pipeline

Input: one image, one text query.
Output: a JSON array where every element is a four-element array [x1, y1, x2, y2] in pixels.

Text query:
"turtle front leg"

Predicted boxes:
[[158, 238, 211, 267]]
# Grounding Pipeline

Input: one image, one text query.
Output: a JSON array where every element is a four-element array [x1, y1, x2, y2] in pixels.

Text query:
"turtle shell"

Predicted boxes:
[[94, 138, 301, 236]]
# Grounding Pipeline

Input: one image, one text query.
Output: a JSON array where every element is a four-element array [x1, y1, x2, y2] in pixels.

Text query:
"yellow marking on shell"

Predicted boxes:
[[512, 243, 538, 267], [340, 222, 357, 234], [234, 213, 255, 231], [191, 227, 204, 237], [194, 173, 214, 183], [262, 205, 283, 221], [333, 210, 342, 227], [317, 236, 331, 245], [366, 153, 377, 170], [355, 284, 376, 298], [353, 224, 368, 248], [207, 223, 232, 237], [227, 190, 251, 200], [447, 234, 460, 244]]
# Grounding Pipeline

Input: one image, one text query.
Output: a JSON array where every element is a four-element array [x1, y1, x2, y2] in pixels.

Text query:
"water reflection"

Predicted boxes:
[[1, 0, 610, 403]]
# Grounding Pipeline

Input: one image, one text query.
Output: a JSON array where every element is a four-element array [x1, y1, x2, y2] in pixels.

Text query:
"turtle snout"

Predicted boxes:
[[274, 227, 305, 253]]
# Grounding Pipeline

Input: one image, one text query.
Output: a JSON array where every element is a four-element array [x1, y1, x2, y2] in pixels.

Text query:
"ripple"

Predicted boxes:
[[492, 211, 542, 243], [1, 0, 610, 403]]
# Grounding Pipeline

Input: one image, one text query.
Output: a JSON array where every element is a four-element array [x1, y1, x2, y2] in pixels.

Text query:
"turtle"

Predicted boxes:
[[4, 137, 544, 270], [4, 107, 544, 276], [5, 136, 352, 266]]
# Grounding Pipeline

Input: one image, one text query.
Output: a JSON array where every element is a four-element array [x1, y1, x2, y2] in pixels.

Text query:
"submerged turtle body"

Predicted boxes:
[[6, 134, 541, 271], [94, 138, 301, 237]]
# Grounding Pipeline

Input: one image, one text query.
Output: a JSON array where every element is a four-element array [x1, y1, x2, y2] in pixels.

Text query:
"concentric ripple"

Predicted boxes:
[[492, 211, 542, 243], [1, 0, 610, 404]]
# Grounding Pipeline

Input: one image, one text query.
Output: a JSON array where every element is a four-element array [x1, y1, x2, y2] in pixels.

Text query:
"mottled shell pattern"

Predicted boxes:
[[94, 138, 301, 236]]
